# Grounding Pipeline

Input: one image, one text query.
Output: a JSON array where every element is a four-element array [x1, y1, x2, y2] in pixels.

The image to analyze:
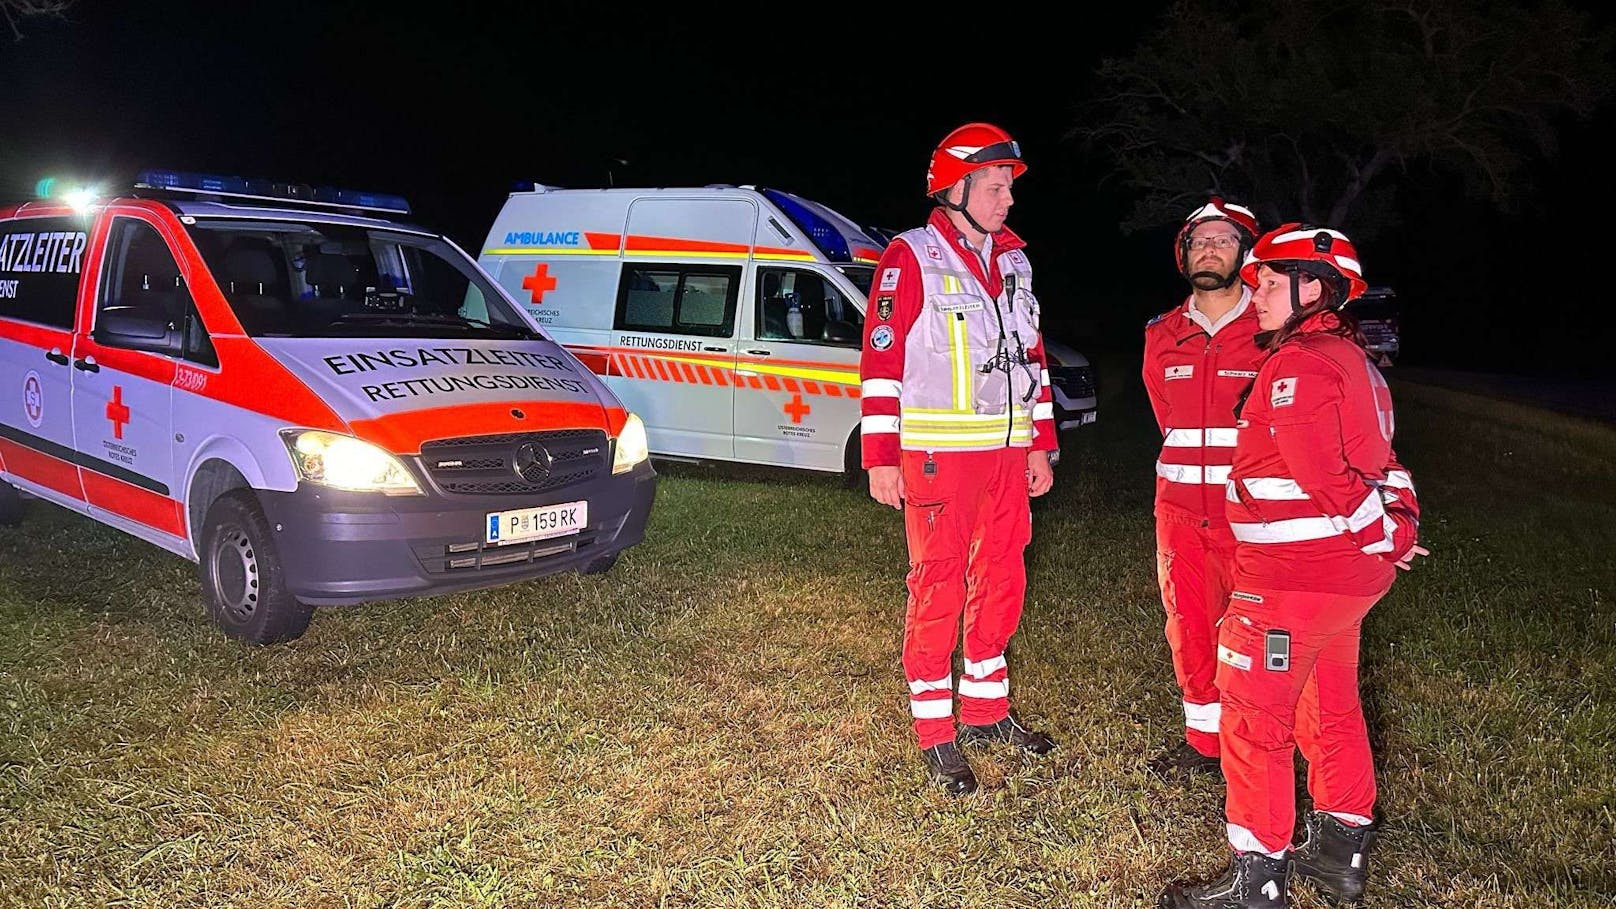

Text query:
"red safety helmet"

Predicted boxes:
[[1240, 223, 1368, 304], [925, 122, 1027, 196], [1173, 196, 1260, 279]]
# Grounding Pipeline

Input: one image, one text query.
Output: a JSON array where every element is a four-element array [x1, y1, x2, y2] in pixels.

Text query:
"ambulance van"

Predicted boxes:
[[0, 171, 657, 644], [476, 184, 884, 478]]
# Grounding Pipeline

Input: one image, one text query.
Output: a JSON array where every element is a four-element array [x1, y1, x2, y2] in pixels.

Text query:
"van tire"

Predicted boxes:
[[580, 552, 619, 575], [198, 491, 314, 645], [0, 482, 24, 526], [842, 429, 867, 491]]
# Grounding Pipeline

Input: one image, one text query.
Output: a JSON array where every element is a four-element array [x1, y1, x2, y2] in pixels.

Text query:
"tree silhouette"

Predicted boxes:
[[2, 0, 72, 40], [1070, 0, 1614, 237]]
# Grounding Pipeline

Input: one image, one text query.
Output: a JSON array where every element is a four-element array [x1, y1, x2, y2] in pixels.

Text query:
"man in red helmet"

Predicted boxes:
[[1160, 224, 1428, 909], [1142, 197, 1265, 781], [859, 122, 1059, 796]]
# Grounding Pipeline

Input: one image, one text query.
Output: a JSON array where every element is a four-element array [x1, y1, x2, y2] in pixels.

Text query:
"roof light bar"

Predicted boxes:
[[133, 169, 411, 215]]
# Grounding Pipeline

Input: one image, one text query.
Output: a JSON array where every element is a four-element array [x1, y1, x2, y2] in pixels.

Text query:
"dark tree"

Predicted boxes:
[[2, 0, 72, 40], [1071, 0, 1614, 236]]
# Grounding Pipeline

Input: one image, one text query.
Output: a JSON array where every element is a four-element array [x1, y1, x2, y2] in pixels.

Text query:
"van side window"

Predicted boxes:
[[614, 264, 739, 338], [756, 267, 864, 347], [0, 216, 90, 330], [96, 219, 187, 353]]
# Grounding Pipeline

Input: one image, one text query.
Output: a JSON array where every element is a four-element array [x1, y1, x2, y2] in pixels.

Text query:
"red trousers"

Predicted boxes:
[[1215, 583, 1389, 854], [901, 447, 1032, 749], [1156, 514, 1238, 756]]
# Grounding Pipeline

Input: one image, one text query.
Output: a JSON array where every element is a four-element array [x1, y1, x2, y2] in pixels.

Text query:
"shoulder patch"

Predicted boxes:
[[1146, 311, 1168, 328], [870, 325, 895, 351]]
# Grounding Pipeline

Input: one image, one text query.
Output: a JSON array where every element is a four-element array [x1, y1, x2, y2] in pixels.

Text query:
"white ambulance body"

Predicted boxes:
[[477, 185, 884, 476], [0, 171, 657, 645]]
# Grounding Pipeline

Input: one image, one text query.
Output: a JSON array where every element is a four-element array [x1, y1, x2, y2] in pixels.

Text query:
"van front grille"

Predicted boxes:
[[419, 429, 609, 495]]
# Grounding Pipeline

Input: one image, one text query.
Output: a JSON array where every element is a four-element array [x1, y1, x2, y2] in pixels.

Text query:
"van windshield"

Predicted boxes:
[[185, 219, 540, 339]]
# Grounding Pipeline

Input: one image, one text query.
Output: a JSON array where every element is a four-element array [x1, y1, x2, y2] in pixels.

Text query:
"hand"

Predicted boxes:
[[868, 465, 904, 510], [1394, 544, 1431, 571], [1026, 450, 1054, 498]]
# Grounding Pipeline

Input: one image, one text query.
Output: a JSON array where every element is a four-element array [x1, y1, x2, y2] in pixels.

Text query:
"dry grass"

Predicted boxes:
[[1, 360, 1612, 908]]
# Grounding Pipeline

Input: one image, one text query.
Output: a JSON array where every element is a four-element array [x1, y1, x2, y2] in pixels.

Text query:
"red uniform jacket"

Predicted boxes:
[[859, 208, 1057, 468], [1143, 295, 1265, 525], [1225, 314, 1421, 594]]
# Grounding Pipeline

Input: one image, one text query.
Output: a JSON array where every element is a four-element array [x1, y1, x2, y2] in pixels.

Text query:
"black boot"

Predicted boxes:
[[921, 740, 977, 795], [1291, 811, 1376, 904], [1159, 851, 1290, 908], [1148, 741, 1222, 780], [958, 713, 1055, 754]]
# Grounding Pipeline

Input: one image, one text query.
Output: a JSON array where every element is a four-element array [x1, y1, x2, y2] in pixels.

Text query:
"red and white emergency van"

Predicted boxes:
[[0, 171, 657, 644], [477, 184, 885, 478]]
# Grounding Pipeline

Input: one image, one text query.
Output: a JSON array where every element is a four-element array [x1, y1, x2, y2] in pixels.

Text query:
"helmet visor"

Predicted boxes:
[[963, 139, 1023, 165]]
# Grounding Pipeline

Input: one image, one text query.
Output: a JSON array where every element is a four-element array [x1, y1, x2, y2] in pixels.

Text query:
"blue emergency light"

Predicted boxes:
[[133, 169, 411, 215], [761, 188, 852, 263]]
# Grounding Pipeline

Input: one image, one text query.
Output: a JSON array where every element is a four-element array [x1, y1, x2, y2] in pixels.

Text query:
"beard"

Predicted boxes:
[[1189, 269, 1233, 290]]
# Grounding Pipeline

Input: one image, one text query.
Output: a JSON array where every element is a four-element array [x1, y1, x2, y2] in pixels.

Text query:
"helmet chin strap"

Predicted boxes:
[[939, 173, 993, 236]]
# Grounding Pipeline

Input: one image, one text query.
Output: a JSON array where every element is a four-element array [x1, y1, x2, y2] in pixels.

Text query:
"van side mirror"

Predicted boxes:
[[95, 308, 184, 357], [823, 319, 858, 345]]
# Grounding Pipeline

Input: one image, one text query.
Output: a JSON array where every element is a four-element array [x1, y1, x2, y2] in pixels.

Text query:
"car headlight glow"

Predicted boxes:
[[281, 430, 423, 495], [612, 413, 649, 474]]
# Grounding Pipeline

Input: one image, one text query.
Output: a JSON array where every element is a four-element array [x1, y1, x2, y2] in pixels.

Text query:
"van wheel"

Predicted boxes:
[[198, 491, 313, 645], [0, 481, 24, 526], [842, 429, 867, 491], [580, 552, 619, 575]]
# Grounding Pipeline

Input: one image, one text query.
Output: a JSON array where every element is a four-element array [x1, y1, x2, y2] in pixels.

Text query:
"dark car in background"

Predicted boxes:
[[1351, 285, 1400, 365]]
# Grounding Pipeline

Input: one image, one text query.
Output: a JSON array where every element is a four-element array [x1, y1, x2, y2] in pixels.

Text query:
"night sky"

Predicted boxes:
[[4, 3, 1612, 378]]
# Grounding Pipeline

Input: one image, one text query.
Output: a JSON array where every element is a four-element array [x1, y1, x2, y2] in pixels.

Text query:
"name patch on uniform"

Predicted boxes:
[[936, 298, 983, 314], [878, 268, 901, 292], [1230, 591, 1264, 603], [870, 325, 895, 351], [876, 295, 894, 321], [1165, 365, 1194, 381], [1218, 369, 1258, 379], [1218, 644, 1253, 671], [1271, 376, 1298, 407]]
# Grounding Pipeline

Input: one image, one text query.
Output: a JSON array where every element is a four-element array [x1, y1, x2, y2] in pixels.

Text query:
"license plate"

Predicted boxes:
[[1080, 411, 1098, 425], [486, 500, 587, 546]]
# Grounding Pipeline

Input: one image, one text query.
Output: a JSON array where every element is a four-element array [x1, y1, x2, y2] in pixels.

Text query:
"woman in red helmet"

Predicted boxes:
[[1161, 225, 1429, 909], [858, 122, 1059, 796]]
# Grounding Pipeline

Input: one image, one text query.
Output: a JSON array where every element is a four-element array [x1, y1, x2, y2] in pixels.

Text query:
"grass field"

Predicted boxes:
[[2, 356, 1613, 908]]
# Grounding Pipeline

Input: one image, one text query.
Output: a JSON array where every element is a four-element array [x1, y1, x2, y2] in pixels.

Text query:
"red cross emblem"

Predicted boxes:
[[521, 263, 558, 304], [783, 392, 811, 424], [1275, 379, 1291, 394], [105, 385, 131, 440]]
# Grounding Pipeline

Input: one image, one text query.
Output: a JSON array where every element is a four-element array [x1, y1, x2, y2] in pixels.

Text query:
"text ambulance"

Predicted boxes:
[[0, 171, 657, 644], [477, 184, 886, 477]]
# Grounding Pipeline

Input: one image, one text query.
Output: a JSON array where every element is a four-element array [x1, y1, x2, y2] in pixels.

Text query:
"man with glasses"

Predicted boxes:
[[859, 122, 1058, 796], [1142, 197, 1266, 780]]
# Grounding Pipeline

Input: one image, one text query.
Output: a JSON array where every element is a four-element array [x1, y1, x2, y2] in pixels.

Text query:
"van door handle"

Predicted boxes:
[[45, 349, 69, 366], [73, 356, 100, 373], [703, 345, 727, 353], [744, 349, 771, 356]]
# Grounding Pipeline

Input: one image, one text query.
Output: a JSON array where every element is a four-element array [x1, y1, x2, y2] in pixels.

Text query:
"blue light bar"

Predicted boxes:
[[133, 169, 411, 215], [762, 188, 851, 263]]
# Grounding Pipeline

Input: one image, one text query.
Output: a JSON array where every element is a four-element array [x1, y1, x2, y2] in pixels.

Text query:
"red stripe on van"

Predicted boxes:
[[80, 471, 185, 537], [0, 439, 83, 501]]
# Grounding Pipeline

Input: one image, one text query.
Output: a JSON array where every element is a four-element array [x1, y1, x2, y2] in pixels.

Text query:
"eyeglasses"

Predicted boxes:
[[1188, 235, 1241, 251]]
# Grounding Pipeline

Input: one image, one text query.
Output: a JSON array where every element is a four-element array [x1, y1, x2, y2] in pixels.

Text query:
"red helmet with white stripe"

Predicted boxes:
[[1173, 196, 1260, 279], [926, 122, 1027, 196], [1240, 222, 1368, 304]]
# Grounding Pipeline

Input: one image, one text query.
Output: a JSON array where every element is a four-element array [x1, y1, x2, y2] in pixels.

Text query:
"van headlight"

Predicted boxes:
[[612, 413, 649, 474], [281, 430, 423, 495]]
